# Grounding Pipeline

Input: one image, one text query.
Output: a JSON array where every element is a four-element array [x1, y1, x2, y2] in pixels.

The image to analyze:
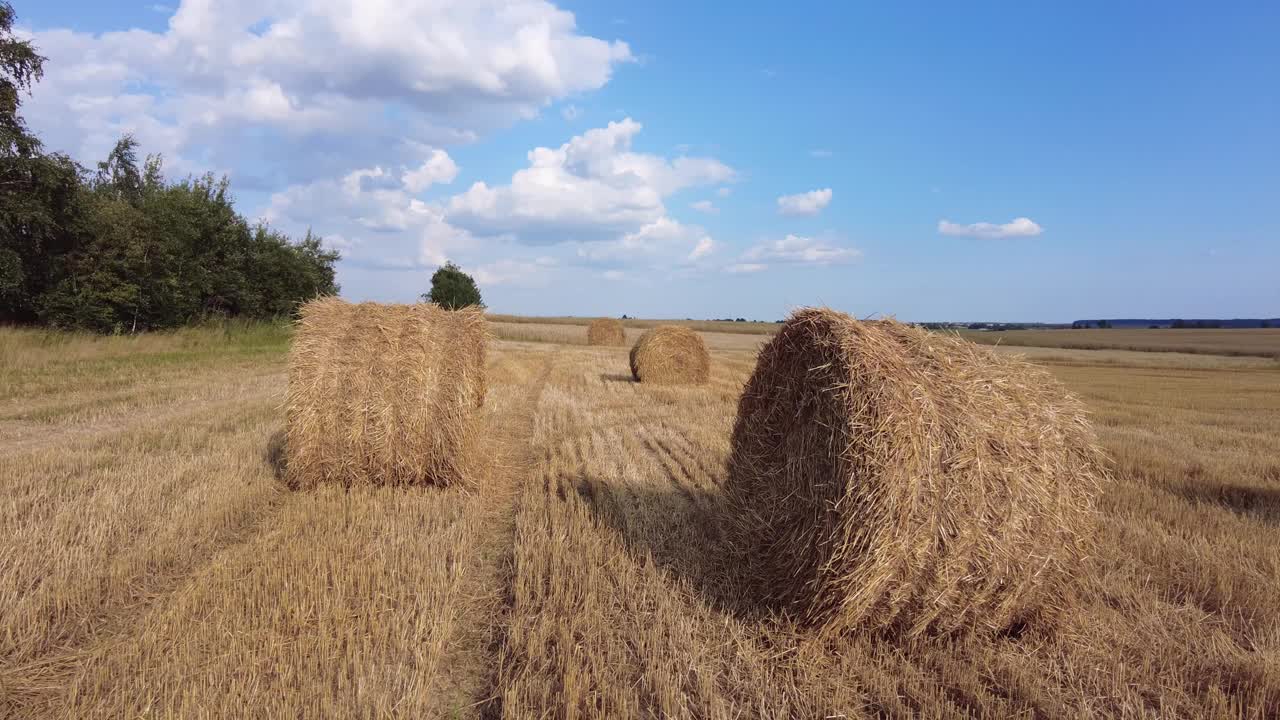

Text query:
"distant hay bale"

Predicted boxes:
[[629, 325, 710, 384], [724, 308, 1107, 637], [587, 318, 626, 346], [284, 298, 488, 489]]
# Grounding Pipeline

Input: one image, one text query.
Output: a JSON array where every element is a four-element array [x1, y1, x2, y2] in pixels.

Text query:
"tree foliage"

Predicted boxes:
[[0, 3, 339, 332], [424, 262, 483, 310], [0, 0, 44, 158]]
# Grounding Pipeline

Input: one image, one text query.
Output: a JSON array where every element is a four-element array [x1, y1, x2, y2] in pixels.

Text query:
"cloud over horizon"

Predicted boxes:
[[937, 217, 1043, 239], [727, 234, 861, 272], [261, 117, 731, 289]]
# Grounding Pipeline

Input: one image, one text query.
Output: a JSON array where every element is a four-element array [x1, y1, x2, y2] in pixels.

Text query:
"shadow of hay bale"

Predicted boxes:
[[265, 429, 287, 481], [551, 467, 766, 622], [1169, 478, 1280, 527], [598, 372, 636, 384]]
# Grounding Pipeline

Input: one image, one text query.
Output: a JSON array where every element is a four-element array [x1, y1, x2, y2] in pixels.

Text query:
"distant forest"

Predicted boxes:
[[1, 3, 339, 333], [1071, 319, 1278, 329], [915, 319, 1278, 331]]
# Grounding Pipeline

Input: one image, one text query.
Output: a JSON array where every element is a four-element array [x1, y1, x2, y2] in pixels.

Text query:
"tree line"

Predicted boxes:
[[0, 2, 339, 332]]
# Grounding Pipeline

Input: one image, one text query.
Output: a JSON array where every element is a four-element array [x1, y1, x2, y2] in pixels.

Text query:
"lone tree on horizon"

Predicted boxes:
[[424, 261, 482, 310]]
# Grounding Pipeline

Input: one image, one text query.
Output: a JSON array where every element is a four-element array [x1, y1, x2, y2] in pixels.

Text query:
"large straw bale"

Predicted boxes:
[[629, 325, 710, 384], [587, 318, 626, 346], [724, 308, 1107, 637], [285, 298, 487, 489]]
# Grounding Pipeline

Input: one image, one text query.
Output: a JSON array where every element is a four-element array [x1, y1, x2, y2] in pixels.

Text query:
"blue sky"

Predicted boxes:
[[15, 1, 1279, 321]]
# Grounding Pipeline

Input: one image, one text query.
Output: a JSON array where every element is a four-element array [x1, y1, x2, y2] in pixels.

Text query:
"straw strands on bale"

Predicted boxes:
[[629, 325, 711, 384], [587, 317, 626, 346], [724, 308, 1108, 638], [285, 298, 488, 489]]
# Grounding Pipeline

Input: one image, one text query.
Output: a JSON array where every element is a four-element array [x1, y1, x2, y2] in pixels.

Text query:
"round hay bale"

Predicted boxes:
[[724, 308, 1107, 637], [586, 317, 626, 346], [284, 298, 488, 489], [629, 325, 710, 384]]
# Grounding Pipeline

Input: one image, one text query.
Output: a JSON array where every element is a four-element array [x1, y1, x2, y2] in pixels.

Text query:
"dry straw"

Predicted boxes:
[[629, 325, 711, 384], [724, 308, 1107, 637], [587, 318, 626, 346], [284, 298, 488, 489]]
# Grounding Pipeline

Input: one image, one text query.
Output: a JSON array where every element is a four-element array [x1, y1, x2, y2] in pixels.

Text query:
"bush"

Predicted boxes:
[[28, 149, 340, 332], [424, 262, 483, 310]]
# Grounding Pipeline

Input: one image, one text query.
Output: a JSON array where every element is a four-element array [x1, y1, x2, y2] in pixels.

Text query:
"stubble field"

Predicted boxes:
[[2, 322, 1278, 718], [958, 327, 1280, 359]]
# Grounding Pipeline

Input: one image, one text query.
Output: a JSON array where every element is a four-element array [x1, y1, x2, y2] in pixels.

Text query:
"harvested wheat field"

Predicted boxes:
[[3, 320, 1280, 718]]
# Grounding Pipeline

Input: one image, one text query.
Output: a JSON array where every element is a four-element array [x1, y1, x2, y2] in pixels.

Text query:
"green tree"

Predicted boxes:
[[36, 144, 340, 331], [0, 2, 340, 331], [95, 134, 143, 202], [0, 1, 42, 158], [0, 1, 84, 323], [423, 261, 482, 309], [242, 228, 340, 317]]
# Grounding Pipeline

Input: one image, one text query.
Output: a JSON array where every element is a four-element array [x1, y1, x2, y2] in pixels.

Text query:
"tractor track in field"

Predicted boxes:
[[442, 350, 556, 718], [3, 350, 560, 720]]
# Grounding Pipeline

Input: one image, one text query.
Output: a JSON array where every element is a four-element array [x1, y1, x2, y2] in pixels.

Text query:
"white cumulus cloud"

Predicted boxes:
[[575, 216, 716, 266], [473, 257, 558, 287], [777, 188, 832, 216], [21, 0, 633, 182], [728, 234, 861, 272], [261, 119, 729, 289], [688, 236, 716, 260], [402, 149, 459, 193], [445, 118, 734, 244], [262, 150, 472, 270], [937, 217, 1043, 239], [690, 199, 718, 214]]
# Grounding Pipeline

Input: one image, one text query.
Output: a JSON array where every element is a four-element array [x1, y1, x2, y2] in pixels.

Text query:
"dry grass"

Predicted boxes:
[[0, 327, 546, 719], [629, 325, 711, 384], [491, 320, 767, 354], [284, 299, 487, 489], [2, 322, 1278, 717], [960, 327, 1280, 359], [494, 340, 1280, 718], [987, 343, 1279, 371], [725, 310, 1107, 637], [492, 313, 1280, 360], [491, 320, 596, 345], [586, 318, 626, 346]]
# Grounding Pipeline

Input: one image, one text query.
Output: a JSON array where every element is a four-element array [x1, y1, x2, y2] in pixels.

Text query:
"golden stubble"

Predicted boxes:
[[2, 324, 1278, 718]]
